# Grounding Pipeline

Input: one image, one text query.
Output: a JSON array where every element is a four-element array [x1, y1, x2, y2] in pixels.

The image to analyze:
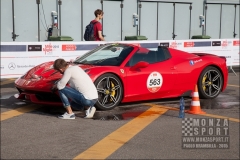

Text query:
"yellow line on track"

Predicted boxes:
[[73, 104, 168, 160], [227, 84, 240, 88], [0, 79, 16, 85], [203, 113, 240, 123], [0, 105, 41, 121], [144, 103, 240, 123]]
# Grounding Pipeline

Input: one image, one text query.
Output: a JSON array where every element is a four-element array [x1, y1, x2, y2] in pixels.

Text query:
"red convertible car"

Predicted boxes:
[[15, 43, 228, 110]]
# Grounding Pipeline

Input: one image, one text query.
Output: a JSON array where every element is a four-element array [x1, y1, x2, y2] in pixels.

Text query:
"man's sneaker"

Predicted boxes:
[[58, 112, 75, 119], [84, 106, 96, 119]]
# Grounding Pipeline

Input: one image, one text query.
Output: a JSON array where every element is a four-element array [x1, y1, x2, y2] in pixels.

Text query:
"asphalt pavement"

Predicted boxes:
[[0, 70, 239, 159]]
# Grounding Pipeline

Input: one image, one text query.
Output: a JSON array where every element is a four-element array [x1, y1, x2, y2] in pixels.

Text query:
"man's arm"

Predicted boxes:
[[57, 69, 71, 90], [98, 31, 105, 41]]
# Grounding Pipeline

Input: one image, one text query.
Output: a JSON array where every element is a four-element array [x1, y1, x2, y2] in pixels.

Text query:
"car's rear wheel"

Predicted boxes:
[[198, 66, 223, 99], [94, 73, 123, 110]]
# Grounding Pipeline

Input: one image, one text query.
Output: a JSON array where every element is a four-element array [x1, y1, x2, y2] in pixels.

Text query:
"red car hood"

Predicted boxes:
[[23, 61, 96, 80]]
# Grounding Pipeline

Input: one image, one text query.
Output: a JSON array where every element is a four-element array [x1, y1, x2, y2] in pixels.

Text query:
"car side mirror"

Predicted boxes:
[[130, 61, 149, 71]]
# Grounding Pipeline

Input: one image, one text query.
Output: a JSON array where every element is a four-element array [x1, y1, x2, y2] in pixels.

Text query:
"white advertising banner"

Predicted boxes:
[[1, 39, 239, 79]]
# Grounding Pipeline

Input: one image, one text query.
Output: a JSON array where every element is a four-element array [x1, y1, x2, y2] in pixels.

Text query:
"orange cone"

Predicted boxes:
[[187, 84, 206, 114]]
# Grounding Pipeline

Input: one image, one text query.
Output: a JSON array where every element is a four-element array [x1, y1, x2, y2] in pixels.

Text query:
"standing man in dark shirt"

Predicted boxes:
[[91, 9, 105, 41]]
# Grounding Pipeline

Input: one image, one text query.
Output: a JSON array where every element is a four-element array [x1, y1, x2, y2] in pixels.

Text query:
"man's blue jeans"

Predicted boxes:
[[58, 86, 97, 110]]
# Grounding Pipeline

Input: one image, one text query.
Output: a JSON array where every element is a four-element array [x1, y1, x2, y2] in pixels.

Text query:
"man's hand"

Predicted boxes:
[[51, 84, 58, 93]]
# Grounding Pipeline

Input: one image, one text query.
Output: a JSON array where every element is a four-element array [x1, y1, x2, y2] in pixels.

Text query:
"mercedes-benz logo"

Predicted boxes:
[[8, 62, 16, 70]]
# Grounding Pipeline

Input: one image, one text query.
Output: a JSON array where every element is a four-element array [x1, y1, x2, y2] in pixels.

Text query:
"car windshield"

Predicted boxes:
[[73, 44, 134, 66]]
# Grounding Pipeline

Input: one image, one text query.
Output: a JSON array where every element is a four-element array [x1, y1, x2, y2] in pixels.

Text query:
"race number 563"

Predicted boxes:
[[147, 72, 163, 93], [149, 79, 161, 86]]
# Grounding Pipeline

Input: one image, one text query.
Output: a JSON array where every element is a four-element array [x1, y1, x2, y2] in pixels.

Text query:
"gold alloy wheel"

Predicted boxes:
[[96, 76, 122, 109], [201, 69, 222, 97]]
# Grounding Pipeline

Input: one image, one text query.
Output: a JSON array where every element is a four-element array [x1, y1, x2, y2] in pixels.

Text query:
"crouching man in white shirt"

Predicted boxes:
[[52, 58, 98, 119]]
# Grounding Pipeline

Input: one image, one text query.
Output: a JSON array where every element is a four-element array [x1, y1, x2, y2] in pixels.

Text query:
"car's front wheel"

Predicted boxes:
[[198, 66, 223, 99], [94, 73, 123, 110]]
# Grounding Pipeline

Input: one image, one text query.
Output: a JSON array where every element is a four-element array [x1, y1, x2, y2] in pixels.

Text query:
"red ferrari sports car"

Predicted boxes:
[[14, 43, 228, 110]]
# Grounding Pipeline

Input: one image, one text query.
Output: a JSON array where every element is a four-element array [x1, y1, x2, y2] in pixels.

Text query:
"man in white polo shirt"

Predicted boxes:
[[52, 58, 98, 119]]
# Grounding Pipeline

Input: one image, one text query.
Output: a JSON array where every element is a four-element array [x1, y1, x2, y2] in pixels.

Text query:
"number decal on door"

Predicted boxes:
[[147, 72, 163, 93]]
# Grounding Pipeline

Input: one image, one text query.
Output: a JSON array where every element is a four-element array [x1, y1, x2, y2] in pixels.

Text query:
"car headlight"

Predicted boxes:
[[31, 74, 42, 81]]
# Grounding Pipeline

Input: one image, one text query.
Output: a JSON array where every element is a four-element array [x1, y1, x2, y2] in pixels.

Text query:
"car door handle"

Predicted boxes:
[[171, 66, 177, 70]]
